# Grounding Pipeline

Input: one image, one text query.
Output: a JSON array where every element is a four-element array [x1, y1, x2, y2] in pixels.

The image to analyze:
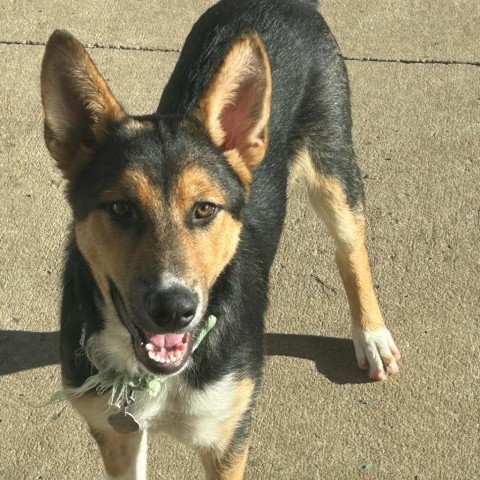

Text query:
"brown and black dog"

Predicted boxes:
[[41, 0, 400, 478]]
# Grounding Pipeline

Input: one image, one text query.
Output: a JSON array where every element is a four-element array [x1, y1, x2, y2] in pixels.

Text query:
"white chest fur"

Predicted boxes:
[[77, 320, 251, 451], [130, 373, 239, 448], [76, 372, 242, 451]]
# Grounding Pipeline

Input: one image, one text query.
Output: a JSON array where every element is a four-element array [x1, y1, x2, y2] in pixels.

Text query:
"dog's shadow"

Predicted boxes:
[[264, 333, 370, 384], [0, 330, 60, 376], [0, 330, 368, 384]]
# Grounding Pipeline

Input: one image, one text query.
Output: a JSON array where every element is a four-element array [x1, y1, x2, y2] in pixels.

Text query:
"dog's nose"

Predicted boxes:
[[145, 285, 198, 330]]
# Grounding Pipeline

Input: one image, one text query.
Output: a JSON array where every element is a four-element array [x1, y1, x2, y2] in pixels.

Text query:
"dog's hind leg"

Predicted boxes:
[[71, 395, 147, 479], [293, 147, 400, 380]]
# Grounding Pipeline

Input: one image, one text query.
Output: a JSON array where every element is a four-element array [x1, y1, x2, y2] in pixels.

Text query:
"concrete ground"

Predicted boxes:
[[0, 1, 478, 479]]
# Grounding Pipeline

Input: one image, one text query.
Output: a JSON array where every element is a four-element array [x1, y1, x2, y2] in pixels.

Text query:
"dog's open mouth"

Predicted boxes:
[[136, 330, 191, 373], [109, 279, 193, 375]]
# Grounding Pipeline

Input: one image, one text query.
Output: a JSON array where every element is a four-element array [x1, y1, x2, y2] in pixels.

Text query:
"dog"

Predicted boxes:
[[41, 0, 400, 478]]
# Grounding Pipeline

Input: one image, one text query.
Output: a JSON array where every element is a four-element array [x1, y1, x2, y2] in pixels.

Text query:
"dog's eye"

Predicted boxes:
[[108, 201, 135, 220], [192, 202, 218, 224]]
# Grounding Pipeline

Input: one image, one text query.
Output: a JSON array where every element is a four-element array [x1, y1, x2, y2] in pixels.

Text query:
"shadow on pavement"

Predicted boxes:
[[0, 330, 369, 384], [265, 333, 370, 384], [0, 330, 60, 376]]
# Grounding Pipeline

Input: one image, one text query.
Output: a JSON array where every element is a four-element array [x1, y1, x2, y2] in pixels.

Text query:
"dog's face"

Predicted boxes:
[[70, 118, 246, 374], [41, 30, 271, 375]]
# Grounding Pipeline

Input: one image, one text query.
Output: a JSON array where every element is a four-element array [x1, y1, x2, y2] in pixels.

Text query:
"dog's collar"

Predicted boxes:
[[50, 315, 218, 407]]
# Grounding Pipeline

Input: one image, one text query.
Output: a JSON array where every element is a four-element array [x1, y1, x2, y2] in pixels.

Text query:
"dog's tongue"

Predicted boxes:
[[146, 333, 184, 349]]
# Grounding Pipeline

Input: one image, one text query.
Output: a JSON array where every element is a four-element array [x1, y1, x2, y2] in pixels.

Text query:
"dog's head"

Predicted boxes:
[[41, 30, 271, 375]]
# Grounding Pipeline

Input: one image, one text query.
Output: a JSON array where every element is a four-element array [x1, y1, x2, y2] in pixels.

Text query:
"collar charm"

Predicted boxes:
[[107, 387, 140, 434]]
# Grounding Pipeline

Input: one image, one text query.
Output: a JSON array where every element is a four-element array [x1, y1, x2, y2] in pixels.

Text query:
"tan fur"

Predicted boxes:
[[90, 428, 143, 477], [217, 378, 254, 452], [173, 167, 227, 210], [223, 150, 253, 192], [75, 212, 122, 298], [117, 169, 163, 219], [74, 208, 142, 303], [197, 31, 272, 179], [74, 168, 164, 301], [197, 377, 253, 480], [124, 117, 153, 132], [294, 149, 386, 332], [71, 395, 143, 478], [173, 167, 242, 289], [75, 165, 241, 310], [181, 211, 241, 289], [200, 444, 250, 480], [70, 377, 254, 479]]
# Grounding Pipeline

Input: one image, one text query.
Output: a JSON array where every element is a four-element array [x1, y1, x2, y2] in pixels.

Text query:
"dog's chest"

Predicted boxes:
[[130, 374, 238, 448]]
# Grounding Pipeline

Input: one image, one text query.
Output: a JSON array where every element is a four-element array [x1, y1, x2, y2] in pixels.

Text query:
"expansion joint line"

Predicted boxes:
[[344, 56, 480, 67], [0, 39, 180, 53], [1, 39, 479, 67]]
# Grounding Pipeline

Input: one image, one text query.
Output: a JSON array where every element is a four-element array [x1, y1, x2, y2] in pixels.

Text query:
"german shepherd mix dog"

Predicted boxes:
[[41, 0, 400, 478]]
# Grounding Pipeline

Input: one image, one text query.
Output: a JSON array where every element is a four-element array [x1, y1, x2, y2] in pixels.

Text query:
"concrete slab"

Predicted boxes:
[[0, 2, 479, 479], [1, 1, 479, 62], [322, 0, 480, 63], [0, 0, 213, 50], [260, 60, 480, 479]]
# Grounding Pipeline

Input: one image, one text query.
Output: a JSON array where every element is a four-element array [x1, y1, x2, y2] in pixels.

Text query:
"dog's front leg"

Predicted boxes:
[[91, 428, 147, 480], [296, 150, 401, 380], [70, 395, 148, 479], [199, 442, 250, 480], [195, 376, 256, 480], [312, 176, 401, 380]]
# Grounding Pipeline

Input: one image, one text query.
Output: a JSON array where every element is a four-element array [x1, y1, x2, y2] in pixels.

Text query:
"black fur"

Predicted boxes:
[[59, 0, 364, 456]]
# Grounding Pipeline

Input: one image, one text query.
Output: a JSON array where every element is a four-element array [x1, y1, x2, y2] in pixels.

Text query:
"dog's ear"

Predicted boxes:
[[41, 30, 125, 182], [197, 31, 272, 185]]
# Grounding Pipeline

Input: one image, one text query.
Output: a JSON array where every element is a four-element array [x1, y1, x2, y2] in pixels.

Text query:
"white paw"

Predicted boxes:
[[352, 327, 400, 381]]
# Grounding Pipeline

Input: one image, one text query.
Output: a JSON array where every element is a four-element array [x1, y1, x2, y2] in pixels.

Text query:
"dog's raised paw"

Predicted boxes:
[[352, 327, 400, 381]]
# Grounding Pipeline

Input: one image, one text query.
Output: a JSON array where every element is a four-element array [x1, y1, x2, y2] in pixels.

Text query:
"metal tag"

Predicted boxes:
[[107, 411, 140, 434]]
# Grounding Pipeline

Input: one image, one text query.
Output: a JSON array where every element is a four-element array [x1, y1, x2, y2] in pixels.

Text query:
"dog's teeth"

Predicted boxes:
[[146, 343, 184, 365]]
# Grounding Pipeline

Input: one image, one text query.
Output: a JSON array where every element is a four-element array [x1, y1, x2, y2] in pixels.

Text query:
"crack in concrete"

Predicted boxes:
[[0, 39, 180, 53], [1, 39, 478, 67], [344, 56, 480, 67]]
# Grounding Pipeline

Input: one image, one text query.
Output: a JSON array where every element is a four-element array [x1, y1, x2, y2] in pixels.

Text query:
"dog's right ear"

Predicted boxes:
[[41, 30, 125, 182]]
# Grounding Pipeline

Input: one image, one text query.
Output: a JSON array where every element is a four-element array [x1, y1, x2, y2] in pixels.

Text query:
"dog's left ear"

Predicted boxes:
[[197, 31, 272, 185]]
